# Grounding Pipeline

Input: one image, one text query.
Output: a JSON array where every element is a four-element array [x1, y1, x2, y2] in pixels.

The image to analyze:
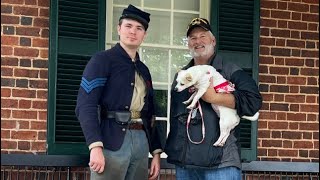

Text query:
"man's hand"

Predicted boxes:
[[89, 147, 105, 173], [148, 153, 160, 180]]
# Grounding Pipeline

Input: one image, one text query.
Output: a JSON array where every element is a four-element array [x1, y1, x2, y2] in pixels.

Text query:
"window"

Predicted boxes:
[[48, 0, 259, 161]]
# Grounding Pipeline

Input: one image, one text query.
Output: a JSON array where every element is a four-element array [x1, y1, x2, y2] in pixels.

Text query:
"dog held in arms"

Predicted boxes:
[[174, 65, 259, 146]]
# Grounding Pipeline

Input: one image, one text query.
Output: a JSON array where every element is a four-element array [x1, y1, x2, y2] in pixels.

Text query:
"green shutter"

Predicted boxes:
[[47, 0, 106, 155], [211, 0, 260, 161]]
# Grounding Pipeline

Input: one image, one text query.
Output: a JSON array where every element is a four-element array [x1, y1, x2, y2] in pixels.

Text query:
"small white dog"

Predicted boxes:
[[174, 65, 259, 146]]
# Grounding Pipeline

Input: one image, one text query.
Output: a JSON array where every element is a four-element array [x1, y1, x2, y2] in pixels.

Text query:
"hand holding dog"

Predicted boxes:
[[201, 77, 236, 109]]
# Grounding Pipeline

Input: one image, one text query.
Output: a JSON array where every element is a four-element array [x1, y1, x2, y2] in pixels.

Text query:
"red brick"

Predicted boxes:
[[1, 0, 23, 4], [38, 131, 47, 140], [19, 99, 32, 109], [29, 80, 48, 89], [285, 58, 305, 66], [274, 94, 284, 101], [268, 149, 277, 156], [17, 121, 30, 129], [1, 88, 11, 97], [261, 18, 277, 27], [258, 130, 270, 138], [1, 99, 18, 108], [262, 140, 282, 147], [1, 140, 17, 149], [12, 110, 37, 119], [301, 32, 319, 40], [261, 94, 273, 101], [13, 6, 38, 16], [18, 141, 31, 150], [271, 10, 291, 19], [11, 131, 37, 140], [303, 132, 313, 139], [32, 100, 47, 109], [33, 18, 49, 27], [1, 67, 13, 76], [12, 89, 36, 98], [283, 131, 302, 139], [260, 37, 275, 46], [25, 0, 37, 5], [38, 0, 50, 7], [278, 20, 288, 28], [1, 109, 11, 118], [290, 104, 300, 111], [301, 68, 318, 76], [271, 29, 291, 38], [301, 104, 319, 113], [300, 123, 319, 130], [1, 120, 16, 129], [287, 113, 307, 121], [270, 67, 289, 75], [310, 5, 319, 13], [308, 23, 318, 31], [277, 112, 287, 120], [38, 111, 47, 120], [289, 122, 299, 130], [285, 94, 306, 103], [31, 141, 46, 151], [302, 13, 319, 22], [306, 96, 317, 103], [36, 90, 47, 99], [287, 77, 307, 85], [1, 57, 19, 66], [292, 12, 302, 20], [39, 49, 48, 58], [293, 141, 313, 148], [288, 2, 309, 12], [1, 36, 19, 45], [268, 121, 288, 129], [283, 140, 293, 148], [32, 38, 48, 47], [259, 75, 276, 83], [307, 114, 317, 121], [40, 70, 48, 79], [271, 131, 281, 138], [14, 68, 39, 78], [14, 47, 39, 57], [40, 8, 49, 17], [261, 1, 277, 8], [288, 21, 308, 30], [16, 27, 40, 37], [1, 15, 19, 24], [309, 150, 319, 158], [31, 121, 46, 130], [1, 46, 13, 55], [279, 149, 298, 157], [1, 130, 10, 139]]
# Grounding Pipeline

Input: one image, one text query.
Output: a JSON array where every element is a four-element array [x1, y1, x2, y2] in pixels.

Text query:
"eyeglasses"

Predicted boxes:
[[188, 18, 208, 27]]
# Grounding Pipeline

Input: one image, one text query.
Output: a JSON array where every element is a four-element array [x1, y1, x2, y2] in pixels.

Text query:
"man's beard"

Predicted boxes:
[[190, 43, 215, 58]]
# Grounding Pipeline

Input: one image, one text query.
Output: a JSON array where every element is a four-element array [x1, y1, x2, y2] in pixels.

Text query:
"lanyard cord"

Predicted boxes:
[[186, 101, 205, 144]]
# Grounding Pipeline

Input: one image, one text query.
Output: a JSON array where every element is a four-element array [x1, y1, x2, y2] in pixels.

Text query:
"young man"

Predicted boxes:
[[165, 18, 262, 179], [75, 4, 162, 180]]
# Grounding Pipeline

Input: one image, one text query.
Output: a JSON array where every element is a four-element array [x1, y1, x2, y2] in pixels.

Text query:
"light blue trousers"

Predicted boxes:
[[176, 166, 241, 180], [91, 130, 149, 180]]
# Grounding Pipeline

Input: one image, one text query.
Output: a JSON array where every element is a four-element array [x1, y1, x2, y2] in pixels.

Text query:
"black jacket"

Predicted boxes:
[[165, 54, 262, 169], [75, 43, 161, 153]]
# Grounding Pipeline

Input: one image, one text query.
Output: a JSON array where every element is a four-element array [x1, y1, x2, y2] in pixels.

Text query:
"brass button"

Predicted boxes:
[[122, 128, 126, 132]]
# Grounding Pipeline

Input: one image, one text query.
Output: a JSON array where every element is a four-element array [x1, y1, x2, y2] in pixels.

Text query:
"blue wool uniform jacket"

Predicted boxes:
[[75, 43, 161, 153]]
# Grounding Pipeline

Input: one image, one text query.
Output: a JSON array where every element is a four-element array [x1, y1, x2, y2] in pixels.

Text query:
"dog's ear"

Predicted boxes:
[[185, 73, 192, 82]]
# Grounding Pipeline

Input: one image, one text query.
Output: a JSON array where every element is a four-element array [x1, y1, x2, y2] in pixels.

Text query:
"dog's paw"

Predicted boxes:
[[182, 101, 188, 105], [186, 105, 194, 109]]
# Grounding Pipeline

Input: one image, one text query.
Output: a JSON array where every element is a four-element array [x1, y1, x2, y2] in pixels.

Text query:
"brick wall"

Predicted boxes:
[[1, 0, 49, 154], [259, 0, 319, 162], [1, 0, 319, 161]]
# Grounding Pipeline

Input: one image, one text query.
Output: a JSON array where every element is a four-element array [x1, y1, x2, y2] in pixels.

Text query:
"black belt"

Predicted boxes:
[[106, 111, 141, 119]]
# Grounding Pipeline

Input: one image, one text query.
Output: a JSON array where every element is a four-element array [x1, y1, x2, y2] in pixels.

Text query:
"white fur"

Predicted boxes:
[[174, 65, 259, 146]]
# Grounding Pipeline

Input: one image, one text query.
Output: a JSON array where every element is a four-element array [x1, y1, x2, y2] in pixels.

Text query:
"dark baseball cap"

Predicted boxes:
[[119, 4, 150, 30], [186, 18, 212, 37]]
